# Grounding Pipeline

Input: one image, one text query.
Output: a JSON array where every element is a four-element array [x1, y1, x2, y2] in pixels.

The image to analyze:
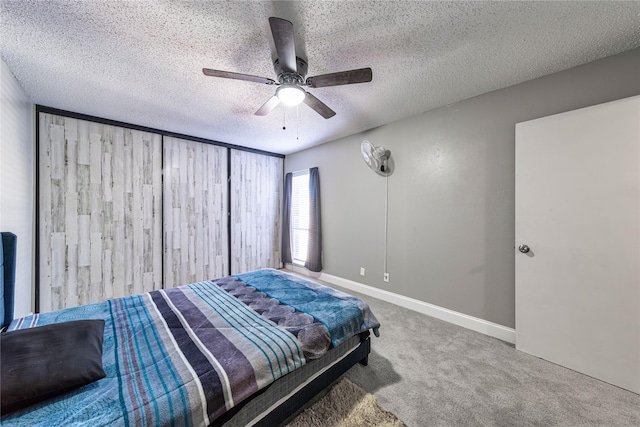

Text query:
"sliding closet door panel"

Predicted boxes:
[[39, 113, 162, 312], [230, 149, 283, 274], [163, 137, 228, 287]]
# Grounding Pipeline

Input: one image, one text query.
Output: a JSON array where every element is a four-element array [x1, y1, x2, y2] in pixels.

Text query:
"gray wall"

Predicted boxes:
[[0, 58, 34, 317], [285, 48, 640, 328]]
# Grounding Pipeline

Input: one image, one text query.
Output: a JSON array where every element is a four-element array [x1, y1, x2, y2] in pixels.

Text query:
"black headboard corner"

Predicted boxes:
[[1, 232, 17, 330]]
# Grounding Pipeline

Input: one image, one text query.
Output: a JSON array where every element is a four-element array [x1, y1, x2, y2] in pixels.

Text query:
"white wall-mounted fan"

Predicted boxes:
[[361, 140, 393, 176], [360, 140, 394, 283]]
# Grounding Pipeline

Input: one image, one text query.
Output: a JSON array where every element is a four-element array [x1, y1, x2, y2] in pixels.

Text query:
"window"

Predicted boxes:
[[282, 167, 321, 272], [291, 170, 310, 264]]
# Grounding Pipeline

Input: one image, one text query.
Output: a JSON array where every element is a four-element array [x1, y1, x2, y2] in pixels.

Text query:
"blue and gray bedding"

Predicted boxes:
[[2, 269, 380, 426]]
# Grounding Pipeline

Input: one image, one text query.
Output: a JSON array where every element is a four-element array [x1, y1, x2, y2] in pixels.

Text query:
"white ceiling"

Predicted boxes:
[[2, 1, 639, 155]]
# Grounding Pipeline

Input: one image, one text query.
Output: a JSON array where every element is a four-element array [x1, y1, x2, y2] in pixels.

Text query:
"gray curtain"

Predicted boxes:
[[281, 172, 293, 264], [305, 167, 322, 272]]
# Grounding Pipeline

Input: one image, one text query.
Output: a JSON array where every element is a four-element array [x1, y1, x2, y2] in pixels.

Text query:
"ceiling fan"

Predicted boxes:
[[202, 17, 373, 119]]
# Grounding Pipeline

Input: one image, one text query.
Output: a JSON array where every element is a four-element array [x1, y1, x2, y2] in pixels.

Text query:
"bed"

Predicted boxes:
[[0, 234, 379, 426]]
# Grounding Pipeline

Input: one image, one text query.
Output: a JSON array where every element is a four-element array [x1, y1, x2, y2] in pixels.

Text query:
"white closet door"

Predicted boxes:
[[230, 149, 283, 274], [515, 96, 640, 393], [163, 137, 228, 287], [39, 113, 163, 311]]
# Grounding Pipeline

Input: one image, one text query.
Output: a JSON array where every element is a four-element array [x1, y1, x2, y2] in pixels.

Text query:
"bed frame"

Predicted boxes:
[[260, 336, 370, 426], [221, 333, 370, 426]]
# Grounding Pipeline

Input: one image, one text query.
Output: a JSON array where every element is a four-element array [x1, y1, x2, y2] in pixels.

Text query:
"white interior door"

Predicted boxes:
[[515, 96, 640, 394]]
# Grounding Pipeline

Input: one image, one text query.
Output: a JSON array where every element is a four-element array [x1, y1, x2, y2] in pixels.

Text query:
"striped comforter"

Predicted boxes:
[[2, 269, 379, 426]]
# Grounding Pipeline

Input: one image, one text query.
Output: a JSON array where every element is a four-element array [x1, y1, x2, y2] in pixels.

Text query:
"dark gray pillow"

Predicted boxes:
[[1, 319, 106, 413]]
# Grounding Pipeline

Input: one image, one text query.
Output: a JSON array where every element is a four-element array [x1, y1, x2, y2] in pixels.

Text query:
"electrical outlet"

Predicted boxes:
[[360, 267, 365, 276], [383, 273, 389, 282]]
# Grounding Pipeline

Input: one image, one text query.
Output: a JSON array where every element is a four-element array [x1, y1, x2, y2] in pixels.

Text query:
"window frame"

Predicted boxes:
[[290, 169, 310, 266]]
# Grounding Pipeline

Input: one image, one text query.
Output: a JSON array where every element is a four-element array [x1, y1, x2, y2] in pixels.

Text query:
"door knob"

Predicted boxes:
[[518, 244, 530, 254]]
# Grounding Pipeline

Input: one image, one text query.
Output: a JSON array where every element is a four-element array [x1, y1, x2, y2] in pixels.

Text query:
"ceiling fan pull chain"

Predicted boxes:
[[282, 108, 286, 130], [296, 105, 299, 140]]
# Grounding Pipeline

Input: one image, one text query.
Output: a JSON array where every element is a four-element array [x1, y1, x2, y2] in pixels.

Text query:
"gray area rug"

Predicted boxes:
[[286, 378, 407, 427]]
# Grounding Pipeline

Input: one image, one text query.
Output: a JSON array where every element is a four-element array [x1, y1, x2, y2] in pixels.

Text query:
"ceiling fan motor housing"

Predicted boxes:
[[274, 57, 308, 85]]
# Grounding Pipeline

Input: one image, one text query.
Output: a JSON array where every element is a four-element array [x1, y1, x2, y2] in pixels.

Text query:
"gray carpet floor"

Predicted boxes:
[[320, 281, 640, 426]]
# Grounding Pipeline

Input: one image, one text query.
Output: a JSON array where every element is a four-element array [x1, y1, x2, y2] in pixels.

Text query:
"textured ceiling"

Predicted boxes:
[[2, 1, 639, 155]]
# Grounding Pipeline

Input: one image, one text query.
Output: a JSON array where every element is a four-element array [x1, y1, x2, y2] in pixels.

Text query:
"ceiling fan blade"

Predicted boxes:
[[303, 92, 336, 119], [202, 68, 276, 85], [255, 96, 281, 116], [269, 17, 297, 73], [306, 68, 372, 88]]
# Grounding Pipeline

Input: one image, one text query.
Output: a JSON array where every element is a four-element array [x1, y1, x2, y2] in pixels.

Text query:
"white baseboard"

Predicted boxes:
[[285, 265, 516, 344]]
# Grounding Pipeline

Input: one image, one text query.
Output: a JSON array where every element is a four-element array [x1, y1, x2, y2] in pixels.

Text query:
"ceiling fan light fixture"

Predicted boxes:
[[276, 84, 305, 106]]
